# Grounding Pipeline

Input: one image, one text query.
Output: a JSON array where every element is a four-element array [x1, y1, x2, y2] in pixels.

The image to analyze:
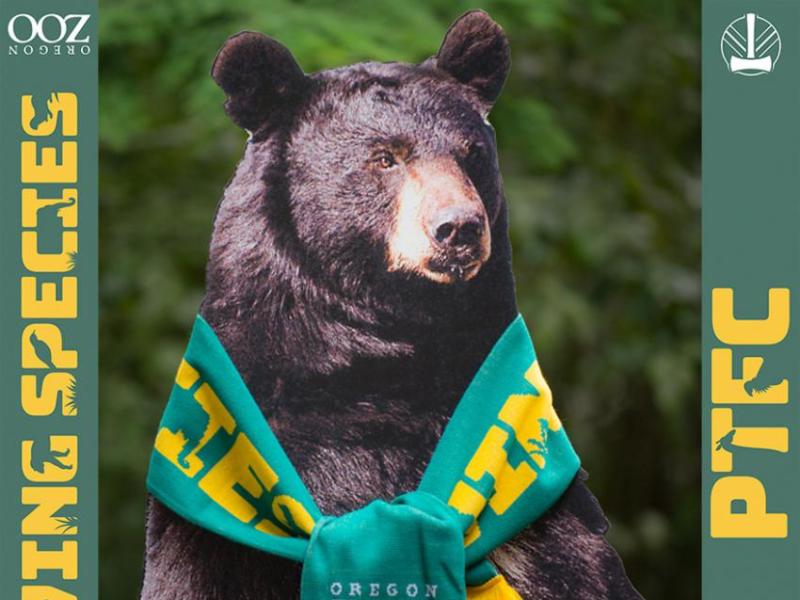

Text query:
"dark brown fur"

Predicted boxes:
[[141, 11, 642, 600]]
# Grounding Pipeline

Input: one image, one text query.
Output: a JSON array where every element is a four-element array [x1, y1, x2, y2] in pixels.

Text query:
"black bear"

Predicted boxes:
[[141, 11, 642, 600]]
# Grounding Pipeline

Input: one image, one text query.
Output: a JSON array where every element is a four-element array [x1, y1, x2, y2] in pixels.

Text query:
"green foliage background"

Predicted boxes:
[[99, 1, 700, 598]]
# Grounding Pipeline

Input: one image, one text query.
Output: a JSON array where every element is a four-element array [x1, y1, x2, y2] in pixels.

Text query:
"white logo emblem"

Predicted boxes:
[[721, 13, 781, 76], [6, 13, 92, 57]]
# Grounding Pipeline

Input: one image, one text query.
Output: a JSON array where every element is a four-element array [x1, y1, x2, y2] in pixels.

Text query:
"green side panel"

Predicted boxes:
[[1, 2, 98, 598], [703, 2, 799, 598]]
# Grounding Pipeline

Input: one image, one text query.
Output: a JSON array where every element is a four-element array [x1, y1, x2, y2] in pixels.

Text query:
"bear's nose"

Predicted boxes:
[[428, 206, 485, 248]]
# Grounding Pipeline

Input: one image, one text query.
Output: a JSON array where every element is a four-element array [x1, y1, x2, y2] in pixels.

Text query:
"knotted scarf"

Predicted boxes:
[[147, 315, 580, 599]]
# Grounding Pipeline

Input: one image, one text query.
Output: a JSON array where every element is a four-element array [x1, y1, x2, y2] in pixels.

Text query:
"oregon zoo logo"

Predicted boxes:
[[721, 13, 781, 76], [6, 14, 92, 57]]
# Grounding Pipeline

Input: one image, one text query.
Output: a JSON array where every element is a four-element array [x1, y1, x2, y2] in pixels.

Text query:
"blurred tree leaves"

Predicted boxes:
[[100, 1, 699, 598]]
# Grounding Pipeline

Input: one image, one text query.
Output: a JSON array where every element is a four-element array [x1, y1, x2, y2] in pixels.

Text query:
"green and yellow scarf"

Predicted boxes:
[[147, 315, 580, 599]]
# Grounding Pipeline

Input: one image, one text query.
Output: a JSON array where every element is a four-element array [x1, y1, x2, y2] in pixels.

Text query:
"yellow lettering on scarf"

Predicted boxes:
[[500, 362, 563, 453], [155, 361, 236, 477], [461, 425, 537, 517], [448, 359, 563, 543], [467, 575, 523, 600], [448, 481, 485, 543], [464, 426, 512, 484], [156, 359, 317, 536], [199, 433, 279, 524], [256, 519, 291, 536], [175, 359, 200, 389], [272, 495, 316, 535]]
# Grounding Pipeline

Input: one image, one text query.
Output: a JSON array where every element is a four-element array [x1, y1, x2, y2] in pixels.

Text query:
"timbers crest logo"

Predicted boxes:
[[721, 13, 781, 76]]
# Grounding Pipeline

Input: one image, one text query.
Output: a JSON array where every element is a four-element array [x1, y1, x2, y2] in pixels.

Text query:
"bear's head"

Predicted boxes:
[[205, 11, 517, 375]]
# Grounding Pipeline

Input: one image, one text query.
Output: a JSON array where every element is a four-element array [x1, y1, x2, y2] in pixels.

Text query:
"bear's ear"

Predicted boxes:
[[435, 11, 510, 111], [211, 31, 307, 132]]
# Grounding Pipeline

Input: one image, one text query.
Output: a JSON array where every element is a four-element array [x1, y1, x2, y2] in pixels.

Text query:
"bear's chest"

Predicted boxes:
[[260, 381, 460, 515]]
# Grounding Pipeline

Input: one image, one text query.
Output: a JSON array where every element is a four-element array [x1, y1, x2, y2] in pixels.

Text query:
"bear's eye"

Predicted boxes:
[[463, 139, 483, 157], [374, 152, 397, 170]]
